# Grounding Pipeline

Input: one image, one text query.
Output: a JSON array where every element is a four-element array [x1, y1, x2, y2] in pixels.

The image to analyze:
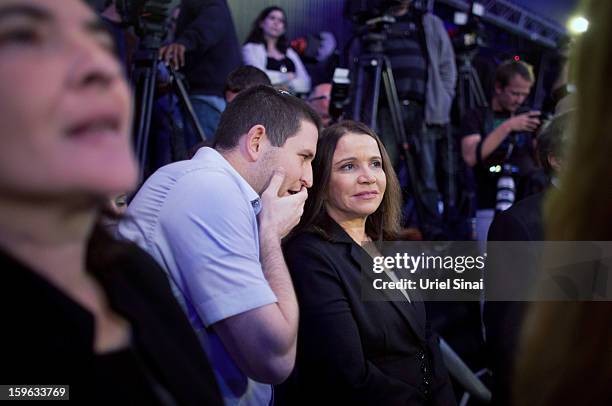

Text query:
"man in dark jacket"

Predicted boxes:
[[160, 0, 241, 143], [484, 110, 572, 406]]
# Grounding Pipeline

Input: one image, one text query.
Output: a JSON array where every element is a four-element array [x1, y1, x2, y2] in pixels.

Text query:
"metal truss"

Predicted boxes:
[[431, 0, 567, 48]]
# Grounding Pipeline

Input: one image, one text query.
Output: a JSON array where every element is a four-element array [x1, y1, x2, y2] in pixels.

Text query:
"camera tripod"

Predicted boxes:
[[350, 32, 427, 230], [131, 48, 206, 180], [455, 51, 488, 121]]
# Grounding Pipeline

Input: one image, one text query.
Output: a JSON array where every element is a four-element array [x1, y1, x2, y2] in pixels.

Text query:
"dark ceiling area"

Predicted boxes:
[[510, 0, 579, 28]]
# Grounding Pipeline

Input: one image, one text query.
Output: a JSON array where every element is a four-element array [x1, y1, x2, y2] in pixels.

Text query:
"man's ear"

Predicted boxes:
[[494, 82, 503, 95], [245, 124, 268, 161]]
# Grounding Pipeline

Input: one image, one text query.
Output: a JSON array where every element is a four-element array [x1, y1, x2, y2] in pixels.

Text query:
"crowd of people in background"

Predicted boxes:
[[1, 0, 610, 405]]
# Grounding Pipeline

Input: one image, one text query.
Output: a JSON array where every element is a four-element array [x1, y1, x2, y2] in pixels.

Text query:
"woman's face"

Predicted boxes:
[[260, 10, 286, 39], [325, 133, 387, 223], [0, 0, 137, 201]]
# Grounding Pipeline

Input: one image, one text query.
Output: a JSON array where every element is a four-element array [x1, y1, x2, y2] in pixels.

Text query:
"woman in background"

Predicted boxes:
[[0, 1, 221, 404], [282, 121, 455, 405], [514, 0, 612, 404], [242, 6, 311, 94]]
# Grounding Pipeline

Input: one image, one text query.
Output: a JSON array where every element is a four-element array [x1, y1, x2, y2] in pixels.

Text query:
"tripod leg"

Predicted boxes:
[[380, 57, 429, 233], [381, 59, 407, 145], [352, 59, 367, 122], [458, 69, 468, 120], [133, 57, 158, 180], [469, 66, 488, 108], [367, 58, 384, 130], [442, 124, 456, 218], [170, 66, 207, 143]]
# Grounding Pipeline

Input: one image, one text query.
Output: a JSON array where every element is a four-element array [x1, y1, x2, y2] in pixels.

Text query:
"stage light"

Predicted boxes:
[[568, 16, 589, 34], [514, 55, 520, 61]]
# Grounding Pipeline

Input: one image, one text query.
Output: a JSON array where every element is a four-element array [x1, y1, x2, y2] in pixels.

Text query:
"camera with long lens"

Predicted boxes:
[[113, 0, 195, 181], [115, 0, 179, 49], [349, 0, 427, 32], [329, 68, 351, 122], [451, 2, 486, 55]]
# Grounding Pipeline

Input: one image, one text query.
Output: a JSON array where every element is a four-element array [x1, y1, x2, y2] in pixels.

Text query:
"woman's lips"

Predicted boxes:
[[66, 110, 122, 137], [68, 118, 119, 137], [353, 191, 379, 200], [64, 110, 126, 146]]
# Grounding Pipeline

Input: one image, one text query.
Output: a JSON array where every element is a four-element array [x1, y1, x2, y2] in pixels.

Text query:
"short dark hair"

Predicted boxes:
[[495, 60, 535, 88], [214, 85, 322, 150], [536, 110, 573, 176], [294, 120, 402, 241], [224, 66, 271, 94], [244, 6, 289, 53]]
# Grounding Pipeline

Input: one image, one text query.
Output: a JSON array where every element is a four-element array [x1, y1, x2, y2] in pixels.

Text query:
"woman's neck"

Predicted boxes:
[[326, 206, 369, 244], [265, 36, 278, 51], [0, 195, 133, 352], [0, 196, 97, 282]]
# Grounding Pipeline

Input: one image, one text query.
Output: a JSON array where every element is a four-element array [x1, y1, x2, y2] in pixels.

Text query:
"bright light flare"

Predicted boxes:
[[568, 16, 589, 34]]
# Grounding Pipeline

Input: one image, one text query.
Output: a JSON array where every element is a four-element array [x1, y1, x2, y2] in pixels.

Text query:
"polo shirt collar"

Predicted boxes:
[[193, 147, 262, 215]]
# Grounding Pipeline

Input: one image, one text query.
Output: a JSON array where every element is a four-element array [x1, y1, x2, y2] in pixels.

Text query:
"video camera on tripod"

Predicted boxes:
[[451, 2, 486, 56], [345, 0, 433, 229], [451, 2, 489, 123], [116, 0, 179, 48], [115, 0, 205, 180], [349, 0, 427, 26]]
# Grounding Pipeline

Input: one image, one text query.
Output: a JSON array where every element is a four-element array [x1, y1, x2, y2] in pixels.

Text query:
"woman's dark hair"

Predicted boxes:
[[244, 6, 289, 54], [294, 120, 402, 241]]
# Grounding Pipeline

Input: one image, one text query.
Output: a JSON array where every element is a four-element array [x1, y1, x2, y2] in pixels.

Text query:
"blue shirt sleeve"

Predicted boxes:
[[156, 170, 277, 327]]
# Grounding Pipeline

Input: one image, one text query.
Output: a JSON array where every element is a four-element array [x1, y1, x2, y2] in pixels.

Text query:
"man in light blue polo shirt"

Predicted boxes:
[[118, 85, 321, 405]]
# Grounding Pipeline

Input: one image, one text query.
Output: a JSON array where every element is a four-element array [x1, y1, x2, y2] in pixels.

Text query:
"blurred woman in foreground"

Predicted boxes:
[[515, 0, 612, 404], [0, 1, 221, 404]]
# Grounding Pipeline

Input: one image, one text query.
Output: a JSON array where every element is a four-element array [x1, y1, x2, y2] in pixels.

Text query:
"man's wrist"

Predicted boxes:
[[501, 119, 514, 133], [259, 223, 281, 247]]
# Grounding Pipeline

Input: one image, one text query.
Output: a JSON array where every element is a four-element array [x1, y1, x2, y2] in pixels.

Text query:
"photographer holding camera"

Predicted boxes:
[[460, 60, 541, 242]]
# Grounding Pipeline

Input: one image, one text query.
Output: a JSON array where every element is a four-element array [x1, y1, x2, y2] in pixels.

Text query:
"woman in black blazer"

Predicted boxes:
[[282, 121, 455, 405]]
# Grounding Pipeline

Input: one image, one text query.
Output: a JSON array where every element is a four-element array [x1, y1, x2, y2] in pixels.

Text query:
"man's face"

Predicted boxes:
[[495, 74, 533, 113], [258, 120, 318, 196], [308, 83, 332, 127]]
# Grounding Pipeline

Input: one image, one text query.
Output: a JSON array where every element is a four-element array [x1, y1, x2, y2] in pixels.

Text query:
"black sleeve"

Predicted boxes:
[[176, 0, 230, 53], [284, 235, 423, 405], [487, 210, 529, 241], [460, 107, 485, 139], [485, 213, 531, 406]]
